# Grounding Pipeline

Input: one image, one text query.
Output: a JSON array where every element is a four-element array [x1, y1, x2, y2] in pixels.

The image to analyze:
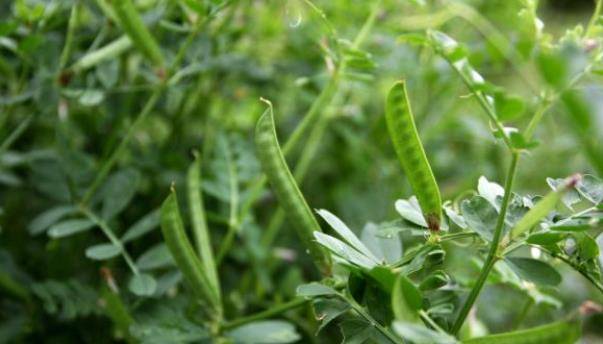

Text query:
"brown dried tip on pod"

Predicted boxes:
[[579, 300, 603, 316], [100, 267, 119, 293], [565, 173, 582, 188], [58, 70, 73, 87], [156, 67, 167, 81], [584, 39, 598, 53]]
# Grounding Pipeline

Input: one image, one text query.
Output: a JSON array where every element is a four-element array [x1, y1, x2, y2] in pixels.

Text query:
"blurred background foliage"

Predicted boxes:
[[0, 0, 602, 342]]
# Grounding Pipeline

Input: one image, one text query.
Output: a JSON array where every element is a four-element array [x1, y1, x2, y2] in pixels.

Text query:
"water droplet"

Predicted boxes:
[[530, 247, 541, 259], [285, 1, 303, 28]]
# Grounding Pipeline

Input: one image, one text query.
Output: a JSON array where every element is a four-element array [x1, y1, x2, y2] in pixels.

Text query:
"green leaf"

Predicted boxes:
[[135, 243, 175, 271], [312, 298, 350, 333], [393, 321, 458, 344], [506, 257, 562, 286], [576, 174, 603, 204], [477, 176, 504, 209], [28, 205, 76, 235], [392, 274, 422, 323], [227, 320, 300, 344], [316, 209, 380, 262], [78, 89, 104, 106], [550, 219, 593, 232], [85, 243, 121, 260], [367, 266, 398, 293], [361, 222, 403, 264], [128, 273, 157, 296], [494, 92, 525, 121], [509, 131, 538, 150], [121, 209, 160, 243], [395, 197, 428, 227], [339, 317, 392, 344], [526, 232, 567, 245], [100, 169, 140, 220], [48, 219, 95, 238], [296, 282, 337, 297], [419, 270, 450, 291], [577, 233, 599, 260], [536, 48, 568, 89], [313, 232, 378, 269], [461, 196, 499, 241], [462, 320, 580, 344]]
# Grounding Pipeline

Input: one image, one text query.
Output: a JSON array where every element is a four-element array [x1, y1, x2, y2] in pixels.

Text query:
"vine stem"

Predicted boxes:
[[80, 88, 162, 206], [79, 206, 140, 275], [222, 298, 308, 330], [451, 152, 519, 335], [347, 296, 403, 344], [511, 297, 533, 330], [540, 247, 603, 295]]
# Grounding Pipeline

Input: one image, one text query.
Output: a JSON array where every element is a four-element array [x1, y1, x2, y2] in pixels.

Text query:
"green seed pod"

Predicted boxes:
[[187, 156, 220, 297], [419, 270, 450, 291], [255, 101, 332, 276], [463, 320, 580, 344], [160, 190, 220, 312], [425, 248, 446, 268], [510, 174, 581, 240], [108, 0, 164, 68], [386, 81, 442, 230]]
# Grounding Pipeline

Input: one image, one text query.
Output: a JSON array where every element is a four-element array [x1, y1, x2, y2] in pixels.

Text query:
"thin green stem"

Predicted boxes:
[[459, 74, 513, 151], [511, 297, 533, 330], [347, 296, 403, 344], [80, 88, 162, 206], [524, 100, 550, 141], [451, 152, 519, 335], [216, 139, 241, 265], [80, 9, 218, 206], [525, 51, 603, 141], [540, 247, 603, 295], [222, 298, 308, 330], [586, 0, 603, 37], [80, 206, 139, 275], [59, 2, 81, 70], [438, 231, 478, 242], [0, 114, 33, 155], [419, 310, 446, 334]]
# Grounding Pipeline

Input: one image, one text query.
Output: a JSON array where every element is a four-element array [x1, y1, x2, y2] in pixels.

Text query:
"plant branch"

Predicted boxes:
[[80, 206, 140, 275], [540, 247, 603, 295], [222, 298, 308, 331], [451, 152, 519, 335], [347, 296, 403, 344]]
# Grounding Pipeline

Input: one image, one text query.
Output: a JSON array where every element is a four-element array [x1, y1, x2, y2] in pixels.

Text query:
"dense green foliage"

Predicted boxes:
[[1, 0, 603, 343]]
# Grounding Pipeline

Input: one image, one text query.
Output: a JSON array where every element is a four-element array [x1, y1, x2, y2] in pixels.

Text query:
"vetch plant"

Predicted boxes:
[[2, 0, 603, 343]]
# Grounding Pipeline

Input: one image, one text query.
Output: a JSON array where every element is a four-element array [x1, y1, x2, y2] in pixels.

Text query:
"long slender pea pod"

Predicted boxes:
[[462, 320, 580, 344], [386, 81, 442, 231], [108, 0, 164, 68], [100, 287, 135, 343], [70, 36, 132, 73], [254, 100, 332, 276], [509, 174, 580, 240], [160, 190, 221, 313], [187, 155, 220, 295]]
